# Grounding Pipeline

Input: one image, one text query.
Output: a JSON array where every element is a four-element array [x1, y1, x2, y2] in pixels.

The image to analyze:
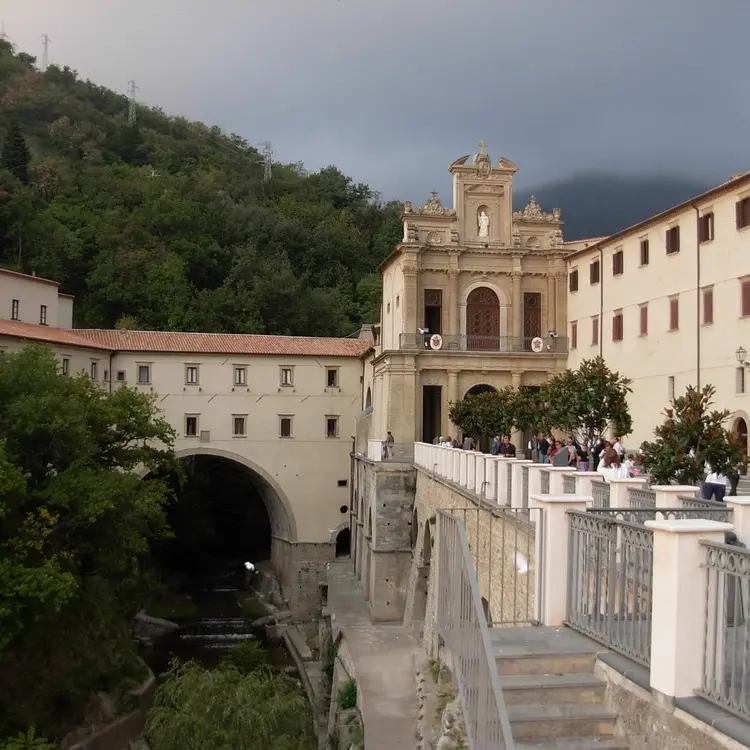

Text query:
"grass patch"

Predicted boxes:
[[147, 593, 197, 621], [428, 659, 441, 683], [337, 680, 357, 710], [236, 592, 269, 620]]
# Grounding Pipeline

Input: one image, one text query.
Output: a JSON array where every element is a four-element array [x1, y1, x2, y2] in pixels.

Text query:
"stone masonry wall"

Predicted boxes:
[[405, 467, 536, 657], [272, 538, 335, 620]]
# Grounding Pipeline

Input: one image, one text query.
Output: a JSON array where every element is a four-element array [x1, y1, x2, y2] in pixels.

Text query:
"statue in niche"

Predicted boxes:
[[478, 210, 490, 238]]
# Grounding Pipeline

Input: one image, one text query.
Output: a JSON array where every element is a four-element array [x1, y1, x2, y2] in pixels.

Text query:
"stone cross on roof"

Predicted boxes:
[[430, 190, 439, 201], [477, 140, 489, 154]]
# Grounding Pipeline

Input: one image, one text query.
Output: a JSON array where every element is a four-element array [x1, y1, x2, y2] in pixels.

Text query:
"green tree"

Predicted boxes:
[[449, 388, 520, 442], [544, 357, 632, 442], [0, 345, 177, 737], [1, 119, 31, 185], [640, 384, 744, 485], [146, 661, 316, 750], [511, 387, 553, 438]]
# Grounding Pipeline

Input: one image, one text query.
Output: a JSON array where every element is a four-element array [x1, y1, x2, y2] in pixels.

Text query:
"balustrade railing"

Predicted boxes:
[[680, 495, 726, 511], [591, 481, 610, 508], [628, 487, 656, 507], [540, 470, 550, 494], [522, 466, 529, 509], [700, 539, 750, 721], [399, 332, 568, 355], [563, 474, 576, 494], [589, 507, 733, 524], [567, 511, 653, 666], [436, 510, 516, 749]]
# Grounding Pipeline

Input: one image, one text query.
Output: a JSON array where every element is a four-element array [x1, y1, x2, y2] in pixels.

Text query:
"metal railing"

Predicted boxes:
[[563, 474, 576, 494], [589, 507, 733, 524], [398, 333, 568, 355], [540, 470, 550, 494], [591, 481, 610, 508], [680, 494, 726, 511], [700, 539, 750, 721], [628, 487, 656, 507], [447, 506, 540, 628], [566, 511, 653, 666], [436, 510, 516, 750]]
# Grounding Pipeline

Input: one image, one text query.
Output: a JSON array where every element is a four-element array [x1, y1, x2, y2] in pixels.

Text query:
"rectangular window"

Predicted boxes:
[[737, 367, 746, 395], [592, 316, 599, 346], [326, 368, 339, 388], [61, 357, 70, 375], [640, 239, 650, 266], [569, 270, 579, 293], [185, 415, 199, 437], [589, 260, 600, 285], [699, 212, 715, 243], [233, 366, 247, 386], [612, 250, 624, 276], [669, 297, 679, 330], [185, 365, 199, 385], [640, 305, 648, 336], [39, 304, 47, 325], [232, 415, 247, 437], [326, 416, 340, 438], [116, 370, 126, 381], [423, 289, 442, 336], [137, 364, 151, 384], [570, 321, 577, 349], [703, 287, 714, 325], [668, 376, 675, 401], [742, 279, 750, 317], [279, 415, 293, 438], [666, 226, 680, 254], [280, 367, 294, 386], [612, 311, 623, 341], [11, 299, 19, 320], [737, 197, 750, 230], [90, 361, 98, 380]]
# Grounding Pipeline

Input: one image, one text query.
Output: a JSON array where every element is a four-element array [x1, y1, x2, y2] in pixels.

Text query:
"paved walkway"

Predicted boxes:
[[326, 561, 421, 750]]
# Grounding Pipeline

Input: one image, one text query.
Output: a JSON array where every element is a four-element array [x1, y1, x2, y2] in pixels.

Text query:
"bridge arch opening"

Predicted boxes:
[[148, 447, 297, 582]]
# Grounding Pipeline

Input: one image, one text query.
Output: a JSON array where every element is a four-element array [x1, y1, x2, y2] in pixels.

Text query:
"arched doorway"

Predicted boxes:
[[335, 528, 351, 558], [466, 287, 500, 351], [464, 384, 498, 452], [734, 417, 748, 457]]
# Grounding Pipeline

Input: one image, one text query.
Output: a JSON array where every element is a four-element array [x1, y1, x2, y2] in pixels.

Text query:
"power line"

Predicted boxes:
[[127, 80, 139, 126], [41, 33, 51, 70]]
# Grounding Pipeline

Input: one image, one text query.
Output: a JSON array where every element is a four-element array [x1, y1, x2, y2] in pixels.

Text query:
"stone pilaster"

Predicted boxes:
[[447, 265, 459, 337], [511, 265, 523, 341]]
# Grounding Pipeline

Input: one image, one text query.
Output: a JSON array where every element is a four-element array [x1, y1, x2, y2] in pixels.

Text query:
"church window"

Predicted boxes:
[[423, 289, 442, 336]]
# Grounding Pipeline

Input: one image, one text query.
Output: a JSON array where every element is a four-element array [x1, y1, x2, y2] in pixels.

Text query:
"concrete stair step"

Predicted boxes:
[[495, 650, 597, 676], [515, 738, 629, 750], [508, 704, 618, 741], [501, 672, 606, 705]]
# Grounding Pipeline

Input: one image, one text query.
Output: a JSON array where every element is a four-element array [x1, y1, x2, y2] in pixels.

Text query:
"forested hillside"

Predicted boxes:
[[0, 40, 401, 335]]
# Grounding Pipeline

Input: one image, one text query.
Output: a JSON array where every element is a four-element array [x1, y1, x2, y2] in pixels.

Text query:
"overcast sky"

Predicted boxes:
[[4, 0, 750, 203]]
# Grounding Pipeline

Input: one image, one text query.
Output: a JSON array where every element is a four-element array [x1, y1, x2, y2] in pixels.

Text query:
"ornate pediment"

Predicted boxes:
[[513, 196, 561, 224], [403, 191, 456, 218]]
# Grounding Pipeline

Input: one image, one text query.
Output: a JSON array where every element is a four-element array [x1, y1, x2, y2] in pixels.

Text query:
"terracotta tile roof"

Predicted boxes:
[[0, 319, 112, 350], [74, 329, 373, 357], [0, 267, 60, 287]]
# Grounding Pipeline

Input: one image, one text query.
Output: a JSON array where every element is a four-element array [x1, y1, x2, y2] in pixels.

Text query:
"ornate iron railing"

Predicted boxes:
[[398, 333, 568, 354], [589, 507, 733, 524], [700, 540, 750, 721], [680, 495, 727, 511], [540, 470, 550, 494], [563, 474, 576, 494], [628, 487, 656, 508], [436, 510, 517, 749], [566, 511, 653, 666], [591, 481, 610, 508]]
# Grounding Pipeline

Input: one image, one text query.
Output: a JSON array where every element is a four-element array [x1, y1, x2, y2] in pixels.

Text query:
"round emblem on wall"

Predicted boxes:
[[429, 334, 444, 350], [530, 336, 544, 353]]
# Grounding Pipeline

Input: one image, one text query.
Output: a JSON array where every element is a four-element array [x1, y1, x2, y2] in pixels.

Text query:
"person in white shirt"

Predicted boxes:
[[613, 437, 625, 459], [703, 465, 729, 502]]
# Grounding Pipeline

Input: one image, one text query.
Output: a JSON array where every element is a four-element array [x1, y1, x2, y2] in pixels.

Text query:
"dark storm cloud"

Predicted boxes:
[[5, 0, 750, 202]]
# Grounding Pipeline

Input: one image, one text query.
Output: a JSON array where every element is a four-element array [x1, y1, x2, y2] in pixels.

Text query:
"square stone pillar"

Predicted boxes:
[[527, 464, 546, 507], [574, 471, 602, 498], [496, 459, 512, 505], [652, 485, 697, 509], [451, 449, 460, 483], [459, 451, 468, 486], [609, 478, 649, 509], [532, 494, 591, 626], [466, 453, 476, 492], [511, 460, 533, 509], [726, 497, 750, 544], [645, 519, 733, 699], [485, 457, 500, 502], [547, 466, 574, 495], [475, 455, 487, 499]]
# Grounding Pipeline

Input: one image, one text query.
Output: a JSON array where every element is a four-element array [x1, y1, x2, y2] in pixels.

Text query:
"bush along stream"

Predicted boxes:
[[135, 568, 317, 750]]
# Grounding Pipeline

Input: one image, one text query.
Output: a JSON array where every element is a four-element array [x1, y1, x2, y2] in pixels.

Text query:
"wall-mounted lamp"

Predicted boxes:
[[736, 346, 748, 368]]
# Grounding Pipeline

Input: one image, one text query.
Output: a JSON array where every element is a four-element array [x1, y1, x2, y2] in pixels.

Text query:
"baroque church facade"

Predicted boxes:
[[366, 145, 571, 449]]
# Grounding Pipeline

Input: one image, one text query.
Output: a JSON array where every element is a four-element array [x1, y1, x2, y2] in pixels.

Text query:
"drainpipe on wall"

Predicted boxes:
[[349, 436, 356, 559], [108, 351, 114, 393], [693, 204, 701, 389], [599, 248, 604, 358]]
